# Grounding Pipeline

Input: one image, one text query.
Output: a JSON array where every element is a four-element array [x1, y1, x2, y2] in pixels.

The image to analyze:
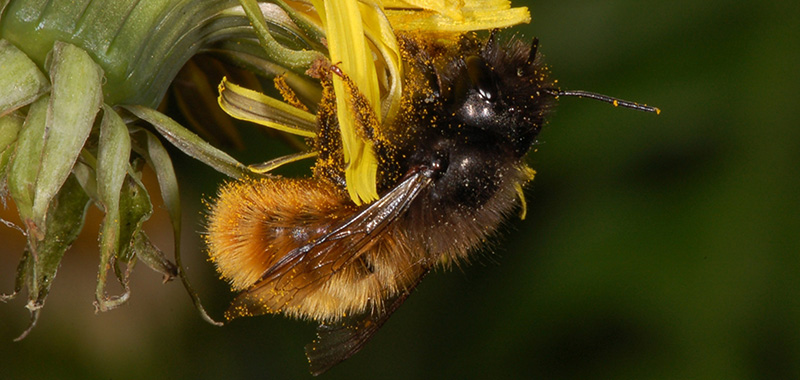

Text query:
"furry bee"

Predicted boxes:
[[205, 32, 658, 375]]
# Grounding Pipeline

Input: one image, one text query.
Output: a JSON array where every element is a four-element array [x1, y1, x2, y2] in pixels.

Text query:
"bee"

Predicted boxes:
[[205, 32, 659, 375]]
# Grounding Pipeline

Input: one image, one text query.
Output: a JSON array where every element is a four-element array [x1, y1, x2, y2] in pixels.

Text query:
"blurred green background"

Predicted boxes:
[[2, 0, 799, 379]]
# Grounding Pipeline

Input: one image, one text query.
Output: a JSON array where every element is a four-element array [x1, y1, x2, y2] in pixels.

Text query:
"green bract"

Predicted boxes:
[[0, 0, 328, 337]]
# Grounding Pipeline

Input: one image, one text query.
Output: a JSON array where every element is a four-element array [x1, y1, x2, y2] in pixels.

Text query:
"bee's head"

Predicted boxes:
[[439, 34, 660, 159], [394, 32, 659, 199], [442, 35, 556, 158]]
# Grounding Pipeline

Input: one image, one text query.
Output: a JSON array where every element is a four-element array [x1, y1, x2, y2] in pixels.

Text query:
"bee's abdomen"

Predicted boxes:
[[206, 178, 424, 322], [205, 178, 352, 291]]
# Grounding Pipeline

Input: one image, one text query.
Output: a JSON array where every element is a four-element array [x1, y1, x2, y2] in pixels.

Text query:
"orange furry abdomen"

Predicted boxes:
[[205, 178, 424, 322], [206, 178, 351, 291]]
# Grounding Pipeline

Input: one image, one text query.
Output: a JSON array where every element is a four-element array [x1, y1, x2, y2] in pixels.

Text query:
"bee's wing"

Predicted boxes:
[[305, 268, 430, 376], [269, 170, 432, 281], [226, 171, 433, 318]]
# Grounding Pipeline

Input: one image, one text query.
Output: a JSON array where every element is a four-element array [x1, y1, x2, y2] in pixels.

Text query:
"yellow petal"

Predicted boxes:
[[385, 0, 531, 32], [385, 0, 466, 21], [358, 0, 404, 124], [313, 0, 383, 205], [218, 77, 317, 138]]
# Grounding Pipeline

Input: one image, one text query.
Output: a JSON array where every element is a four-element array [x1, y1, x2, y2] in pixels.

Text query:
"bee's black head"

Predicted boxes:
[[388, 32, 658, 208], [440, 34, 556, 158]]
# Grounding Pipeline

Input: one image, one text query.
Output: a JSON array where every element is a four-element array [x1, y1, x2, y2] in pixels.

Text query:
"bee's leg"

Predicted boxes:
[[328, 63, 387, 149]]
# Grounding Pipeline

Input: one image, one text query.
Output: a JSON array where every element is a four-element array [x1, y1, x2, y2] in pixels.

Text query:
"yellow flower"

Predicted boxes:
[[221, 0, 530, 205]]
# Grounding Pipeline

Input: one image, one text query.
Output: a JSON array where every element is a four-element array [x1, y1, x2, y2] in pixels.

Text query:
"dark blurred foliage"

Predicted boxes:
[[2, 0, 799, 379]]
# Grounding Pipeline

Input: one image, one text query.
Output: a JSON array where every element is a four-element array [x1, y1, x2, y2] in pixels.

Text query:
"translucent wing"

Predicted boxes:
[[226, 171, 432, 319], [305, 268, 430, 376]]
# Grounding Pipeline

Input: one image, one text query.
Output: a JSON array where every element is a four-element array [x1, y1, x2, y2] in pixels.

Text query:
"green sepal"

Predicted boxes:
[[238, 0, 323, 71], [131, 231, 177, 282], [115, 168, 153, 264], [131, 127, 222, 325], [94, 167, 152, 311], [15, 174, 90, 341], [0, 39, 50, 116], [0, 250, 28, 304], [7, 95, 50, 222], [0, 112, 24, 197], [97, 105, 131, 216], [122, 105, 251, 179], [31, 42, 103, 234], [0, 144, 15, 199], [130, 128, 182, 280], [93, 105, 134, 310], [95, 108, 131, 250], [272, 0, 327, 52], [0, 112, 23, 151], [140, 129, 180, 237]]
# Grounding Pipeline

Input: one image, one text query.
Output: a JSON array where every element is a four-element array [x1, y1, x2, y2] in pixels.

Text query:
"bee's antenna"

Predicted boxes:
[[545, 89, 660, 114]]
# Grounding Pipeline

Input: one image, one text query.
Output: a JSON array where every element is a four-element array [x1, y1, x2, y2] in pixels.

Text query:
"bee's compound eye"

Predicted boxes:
[[466, 56, 498, 101]]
